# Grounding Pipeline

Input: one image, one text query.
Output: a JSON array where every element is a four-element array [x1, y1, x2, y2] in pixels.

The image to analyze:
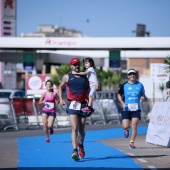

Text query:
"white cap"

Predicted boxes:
[[127, 69, 136, 74]]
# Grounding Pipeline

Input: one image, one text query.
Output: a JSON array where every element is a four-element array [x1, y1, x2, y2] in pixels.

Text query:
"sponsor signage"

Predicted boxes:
[[23, 53, 35, 71], [150, 63, 169, 83], [109, 51, 121, 70], [2, 18, 16, 36], [2, 0, 16, 19], [26, 74, 57, 95], [146, 102, 170, 147]]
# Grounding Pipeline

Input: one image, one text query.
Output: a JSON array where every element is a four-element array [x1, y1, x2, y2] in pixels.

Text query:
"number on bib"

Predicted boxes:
[[128, 103, 138, 111], [69, 101, 81, 110]]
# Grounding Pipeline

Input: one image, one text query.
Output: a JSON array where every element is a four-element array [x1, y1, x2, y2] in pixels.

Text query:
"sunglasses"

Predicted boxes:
[[128, 73, 136, 76]]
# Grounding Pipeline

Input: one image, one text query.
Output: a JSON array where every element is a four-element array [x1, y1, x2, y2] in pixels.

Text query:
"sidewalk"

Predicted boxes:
[[0, 122, 169, 170]]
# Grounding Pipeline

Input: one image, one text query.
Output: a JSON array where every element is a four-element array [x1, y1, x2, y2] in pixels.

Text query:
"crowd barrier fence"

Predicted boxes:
[[1, 91, 146, 131]]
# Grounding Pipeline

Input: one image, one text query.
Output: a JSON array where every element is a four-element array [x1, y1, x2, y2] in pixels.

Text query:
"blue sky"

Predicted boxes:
[[17, 0, 170, 37]]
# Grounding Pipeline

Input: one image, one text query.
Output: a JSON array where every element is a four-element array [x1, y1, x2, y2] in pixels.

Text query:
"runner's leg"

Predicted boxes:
[[42, 113, 49, 138], [122, 119, 131, 130], [69, 114, 79, 149], [131, 117, 139, 141], [78, 116, 86, 144], [47, 116, 55, 129]]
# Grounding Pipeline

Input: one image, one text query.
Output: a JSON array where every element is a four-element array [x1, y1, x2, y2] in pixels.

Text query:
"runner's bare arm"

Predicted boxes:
[[117, 93, 126, 108], [55, 92, 60, 103], [39, 93, 45, 104], [58, 74, 68, 105]]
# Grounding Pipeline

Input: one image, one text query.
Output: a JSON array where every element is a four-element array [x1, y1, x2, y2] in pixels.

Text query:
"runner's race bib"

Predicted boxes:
[[128, 103, 138, 111], [45, 102, 54, 109], [69, 101, 81, 110]]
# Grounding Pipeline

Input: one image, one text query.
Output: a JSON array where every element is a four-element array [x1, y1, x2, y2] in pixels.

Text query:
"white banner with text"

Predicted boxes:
[[146, 102, 170, 147]]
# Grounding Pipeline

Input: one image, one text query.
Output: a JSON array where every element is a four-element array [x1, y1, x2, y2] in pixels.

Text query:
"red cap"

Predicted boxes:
[[70, 58, 80, 65]]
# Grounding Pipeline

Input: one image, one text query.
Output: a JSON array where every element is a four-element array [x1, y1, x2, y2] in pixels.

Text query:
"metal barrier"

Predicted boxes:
[[0, 91, 121, 131], [92, 91, 121, 125], [0, 101, 17, 131], [10, 97, 41, 130], [140, 98, 152, 122]]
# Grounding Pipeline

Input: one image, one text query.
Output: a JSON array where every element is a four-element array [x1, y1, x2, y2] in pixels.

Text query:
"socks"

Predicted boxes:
[[73, 148, 78, 152], [78, 143, 84, 147]]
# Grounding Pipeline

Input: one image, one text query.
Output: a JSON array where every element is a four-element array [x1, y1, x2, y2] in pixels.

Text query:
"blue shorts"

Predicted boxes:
[[121, 110, 141, 120], [66, 101, 88, 118], [42, 110, 56, 118]]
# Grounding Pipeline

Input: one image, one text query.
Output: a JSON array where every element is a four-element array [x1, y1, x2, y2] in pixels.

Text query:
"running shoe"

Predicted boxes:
[[49, 128, 54, 135], [72, 150, 80, 161], [129, 142, 136, 149], [82, 107, 90, 112], [78, 144, 85, 158], [124, 129, 129, 138], [46, 138, 50, 143]]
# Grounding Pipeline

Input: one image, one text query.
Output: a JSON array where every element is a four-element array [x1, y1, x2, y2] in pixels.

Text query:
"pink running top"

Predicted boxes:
[[42, 92, 56, 113]]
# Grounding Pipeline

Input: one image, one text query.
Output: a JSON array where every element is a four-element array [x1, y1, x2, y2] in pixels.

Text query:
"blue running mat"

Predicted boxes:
[[17, 126, 147, 169]]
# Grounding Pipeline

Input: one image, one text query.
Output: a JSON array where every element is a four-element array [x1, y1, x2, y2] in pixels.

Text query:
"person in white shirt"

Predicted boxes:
[[73, 57, 98, 115]]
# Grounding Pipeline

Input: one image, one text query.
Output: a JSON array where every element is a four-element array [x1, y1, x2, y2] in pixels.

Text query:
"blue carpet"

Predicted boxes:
[[17, 126, 147, 169]]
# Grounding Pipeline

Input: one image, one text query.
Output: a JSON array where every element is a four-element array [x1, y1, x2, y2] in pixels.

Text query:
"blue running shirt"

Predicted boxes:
[[118, 81, 145, 111]]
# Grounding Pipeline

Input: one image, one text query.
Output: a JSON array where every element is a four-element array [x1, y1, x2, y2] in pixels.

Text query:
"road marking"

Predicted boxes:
[[137, 158, 148, 163], [148, 166, 158, 170], [126, 152, 135, 156]]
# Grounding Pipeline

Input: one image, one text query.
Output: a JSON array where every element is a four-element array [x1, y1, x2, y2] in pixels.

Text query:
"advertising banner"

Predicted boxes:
[[25, 74, 58, 95], [150, 63, 169, 83], [109, 51, 121, 70], [146, 102, 170, 147]]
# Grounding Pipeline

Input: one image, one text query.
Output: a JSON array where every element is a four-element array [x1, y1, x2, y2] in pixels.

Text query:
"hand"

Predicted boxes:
[[60, 99, 66, 105], [95, 83, 101, 91], [122, 103, 127, 109], [140, 96, 145, 102]]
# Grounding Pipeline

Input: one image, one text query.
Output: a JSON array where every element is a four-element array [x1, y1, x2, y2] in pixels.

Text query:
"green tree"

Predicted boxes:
[[158, 83, 165, 101], [111, 71, 122, 91], [96, 69, 122, 90], [50, 63, 122, 91], [50, 64, 71, 86]]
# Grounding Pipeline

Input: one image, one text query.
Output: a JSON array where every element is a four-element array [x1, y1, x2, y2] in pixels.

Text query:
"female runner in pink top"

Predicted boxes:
[[39, 80, 59, 142]]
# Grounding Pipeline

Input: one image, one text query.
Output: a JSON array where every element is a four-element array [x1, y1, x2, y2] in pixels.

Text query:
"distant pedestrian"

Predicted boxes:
[[73, 57, 98, 115], [117, 69, 145, 149], [39, 80, 59, 142]]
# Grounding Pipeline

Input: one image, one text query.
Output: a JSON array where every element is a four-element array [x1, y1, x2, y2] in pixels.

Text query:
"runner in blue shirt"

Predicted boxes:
[[117, 69, 145, 149]]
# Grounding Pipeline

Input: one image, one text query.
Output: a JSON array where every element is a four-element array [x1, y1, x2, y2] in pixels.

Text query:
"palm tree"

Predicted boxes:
[[158, 83, 165, 101], [50, 63, 122, 91], [50, 64, 71, 86], [111, 71, 122, 91], [56, 64, 71, 76]]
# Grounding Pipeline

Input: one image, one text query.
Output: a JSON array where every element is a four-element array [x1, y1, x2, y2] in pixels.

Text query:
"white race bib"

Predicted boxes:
[[45, 102, 54, 109], [128, 103, 138, 111], [69, 101, 81, 110]]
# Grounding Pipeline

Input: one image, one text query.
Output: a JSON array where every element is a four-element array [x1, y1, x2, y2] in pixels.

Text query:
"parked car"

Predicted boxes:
[[0, 89, 25, 130]]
